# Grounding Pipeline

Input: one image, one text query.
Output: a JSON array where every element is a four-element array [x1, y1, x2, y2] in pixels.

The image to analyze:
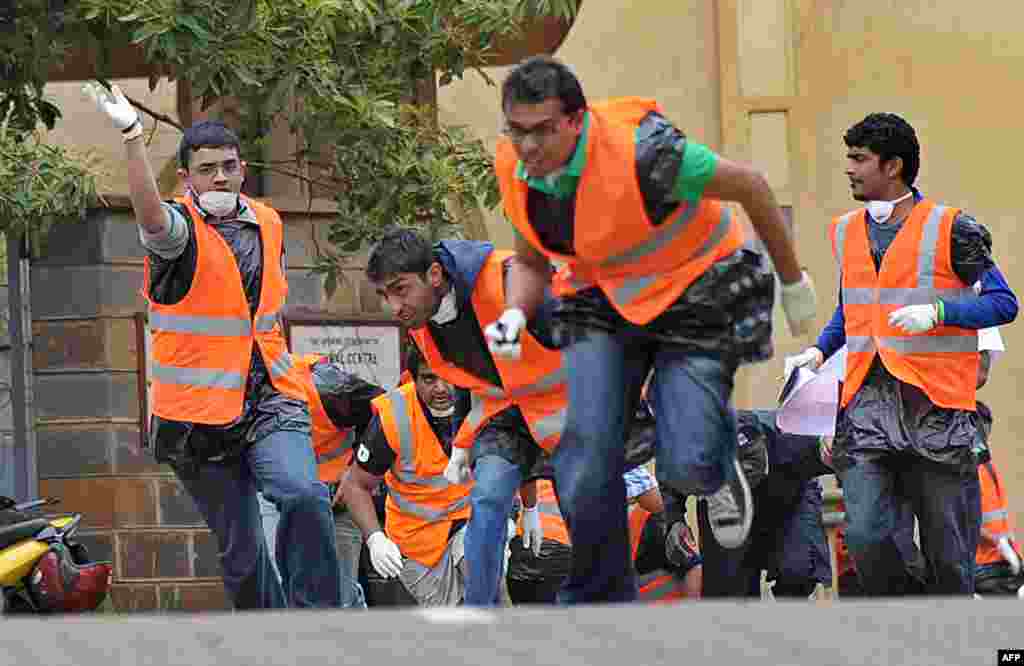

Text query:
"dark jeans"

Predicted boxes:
[[700, 477, 831, 598], [839, 451, 974, 596], [175, 427, 342, 609], [552, 327, 737, 604]]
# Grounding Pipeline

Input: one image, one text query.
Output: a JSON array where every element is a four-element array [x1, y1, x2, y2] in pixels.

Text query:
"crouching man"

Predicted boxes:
[[340, 347, 473, 606]]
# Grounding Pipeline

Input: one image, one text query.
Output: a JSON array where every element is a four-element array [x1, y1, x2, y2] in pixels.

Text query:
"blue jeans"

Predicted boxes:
[[463, 454, 520, 606], [839, 452, 974, 596], [258, 493, 366, 608], [553, 328, 737, 604], [174, 428, 342, 609]]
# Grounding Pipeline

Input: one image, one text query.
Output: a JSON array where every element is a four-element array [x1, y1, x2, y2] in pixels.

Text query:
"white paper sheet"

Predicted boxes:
[[775, 345, 846, 437]]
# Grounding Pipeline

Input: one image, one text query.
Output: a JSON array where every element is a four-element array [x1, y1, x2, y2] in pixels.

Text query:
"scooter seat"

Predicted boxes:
[[0, 519, 50, 550]]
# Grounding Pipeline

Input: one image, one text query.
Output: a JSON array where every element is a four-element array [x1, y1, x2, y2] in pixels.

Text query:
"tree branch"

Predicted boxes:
[[246, 161, 342, 193], [123, 93, 184, 132]]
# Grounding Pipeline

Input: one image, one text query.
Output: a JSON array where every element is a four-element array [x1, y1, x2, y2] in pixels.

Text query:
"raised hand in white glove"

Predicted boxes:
[[783, 347, 823, 381], [484, 308, 526, 360], [367, 530, 404, 579], [780, 271, 817, 336], [444, 446, 472, 485], [81, 82, 140, 133], [998, 537, 1021, 575], [888, 304, 938, 334], [520, 505, 544, 557]]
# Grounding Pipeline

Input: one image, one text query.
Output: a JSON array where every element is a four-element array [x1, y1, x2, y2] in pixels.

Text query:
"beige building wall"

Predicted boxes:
[[441, 1, 1024, 522]]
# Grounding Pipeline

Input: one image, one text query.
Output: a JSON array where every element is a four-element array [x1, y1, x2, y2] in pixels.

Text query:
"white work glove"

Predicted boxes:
[[444, 446, 472, 485], [484, 308, 527, 360], [784, 347, 824, 381], [998, 537, 1021, 575], [367, 530, 404, 579], [81, 82, 141, 138], [520, 505, 544, 557], [888, 304, 939, 334], [780, 270, 817, 336]]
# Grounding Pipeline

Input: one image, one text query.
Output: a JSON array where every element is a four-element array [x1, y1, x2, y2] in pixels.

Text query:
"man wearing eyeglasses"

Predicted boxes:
[[488, 56, 816, 604], [83, 83, 343, 611]]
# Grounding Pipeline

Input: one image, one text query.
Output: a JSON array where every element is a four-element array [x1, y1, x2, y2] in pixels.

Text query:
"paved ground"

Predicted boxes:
[[1, 599, 1017, 665]]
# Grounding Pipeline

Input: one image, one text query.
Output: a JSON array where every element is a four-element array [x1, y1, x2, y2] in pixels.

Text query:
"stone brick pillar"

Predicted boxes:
[[28, 197, 352, 612]]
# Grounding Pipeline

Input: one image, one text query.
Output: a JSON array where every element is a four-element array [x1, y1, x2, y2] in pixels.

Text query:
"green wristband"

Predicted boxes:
[[935, 299, 945, 324]]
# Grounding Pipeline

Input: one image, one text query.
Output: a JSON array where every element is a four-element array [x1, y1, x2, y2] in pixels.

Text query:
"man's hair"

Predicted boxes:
[[365, 226, 434, 284], [178, 120, 242, 170], [405, 343, 427, 381], [844, 113, 920, 186], [501, 55, 587, 115]]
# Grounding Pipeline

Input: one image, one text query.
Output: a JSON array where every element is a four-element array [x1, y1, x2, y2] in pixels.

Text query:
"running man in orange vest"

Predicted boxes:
[[975, 459, 1023, 597], [364, 228, 561, 606], [259, 353, 385, 608], [488, 56, 817, 604], [82, 84, 344, 609], [340, 346, 474, 606], [785, 113, 1018, 596]]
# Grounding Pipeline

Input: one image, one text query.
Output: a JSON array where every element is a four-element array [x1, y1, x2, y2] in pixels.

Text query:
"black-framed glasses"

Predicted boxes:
[[500, 116, 568, 145], [194, 159, 241, 178]]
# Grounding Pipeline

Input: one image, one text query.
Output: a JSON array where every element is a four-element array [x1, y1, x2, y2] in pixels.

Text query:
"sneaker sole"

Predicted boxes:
[[712, 457, 754, 549]]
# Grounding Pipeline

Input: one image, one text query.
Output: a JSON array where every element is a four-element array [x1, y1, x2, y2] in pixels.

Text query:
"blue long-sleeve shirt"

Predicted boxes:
[[816, 266, 1018, 358]]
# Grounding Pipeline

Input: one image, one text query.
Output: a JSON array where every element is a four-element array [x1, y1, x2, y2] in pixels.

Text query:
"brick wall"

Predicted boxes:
[[31, 198, 373, 612]]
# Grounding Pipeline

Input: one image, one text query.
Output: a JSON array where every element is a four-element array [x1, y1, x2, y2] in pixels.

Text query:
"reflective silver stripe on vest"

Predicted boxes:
[[267, 352, 294, 380], [149, 311, 252, 337], [917, 205, 948, 289], [388, 388, 452, 490], [531, 407, 567, 442], [613, 205, 733, 306], [833, 211, 857, 267], [389, 491, 470, 523], [847, 335, 977, 354], [538, 502, 563, 519], [464, 393, 486, 431], [842, 286, 975, 306], [599, 200, 701, 268], [318, 431, 355, 463], [151, 363, 246, 389], [479, 367, 567, 400], [982, 508, 1009, 524], [255, 313, 279, 332]]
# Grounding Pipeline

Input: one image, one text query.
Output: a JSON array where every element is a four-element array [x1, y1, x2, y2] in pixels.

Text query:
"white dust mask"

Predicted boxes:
[[197, 190, 239, 218], [430, 287, 458, 325], [428, 404, 455, 418], [867, 190, 913, 224]]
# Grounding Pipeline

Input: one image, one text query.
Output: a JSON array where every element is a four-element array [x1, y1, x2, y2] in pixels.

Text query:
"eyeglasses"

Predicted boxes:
[[193, 160, 241, 178], [500, 116, 568, 145]]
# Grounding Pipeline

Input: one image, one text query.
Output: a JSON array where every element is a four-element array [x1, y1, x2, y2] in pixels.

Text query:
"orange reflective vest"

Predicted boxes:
[[977, 462, 1020, 566], [409, 249, 568, 452], [144, 195, 308, 423], [295, 353, 355, 484], [517, 480, 571, 546], [628, 504, 686, 603], [372, 382, 473, 568], [831, 199, 978, 410], [496, 97, 745, 326]]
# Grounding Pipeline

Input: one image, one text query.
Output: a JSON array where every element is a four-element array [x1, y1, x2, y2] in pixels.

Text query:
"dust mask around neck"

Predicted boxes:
[[196, 190, 239, 219], [867, 190, 913, 224], [430, 287, 458, 325], [428, 404, 455, 418]]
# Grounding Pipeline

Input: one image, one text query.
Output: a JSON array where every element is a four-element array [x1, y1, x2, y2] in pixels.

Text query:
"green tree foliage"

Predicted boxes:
[[0, 0, 577, 292]]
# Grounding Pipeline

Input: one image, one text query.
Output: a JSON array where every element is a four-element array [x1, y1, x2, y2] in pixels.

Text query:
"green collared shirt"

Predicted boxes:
[[515, 111, 719, 203]]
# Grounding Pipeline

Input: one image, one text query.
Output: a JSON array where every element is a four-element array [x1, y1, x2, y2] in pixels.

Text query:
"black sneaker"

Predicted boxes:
[[703, 456, 753, 549]]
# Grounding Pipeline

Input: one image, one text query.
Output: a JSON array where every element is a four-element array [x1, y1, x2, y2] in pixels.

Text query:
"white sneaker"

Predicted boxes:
[[703, 456, 754, 549]]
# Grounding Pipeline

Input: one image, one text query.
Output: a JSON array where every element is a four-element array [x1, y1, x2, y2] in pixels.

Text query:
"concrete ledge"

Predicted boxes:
[[0, 599, 1015, 665]]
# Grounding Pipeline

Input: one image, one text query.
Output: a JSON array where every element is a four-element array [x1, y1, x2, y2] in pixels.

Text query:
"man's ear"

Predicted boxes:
[[428, 262, 444, 288], [884, 156, 904, 180]]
